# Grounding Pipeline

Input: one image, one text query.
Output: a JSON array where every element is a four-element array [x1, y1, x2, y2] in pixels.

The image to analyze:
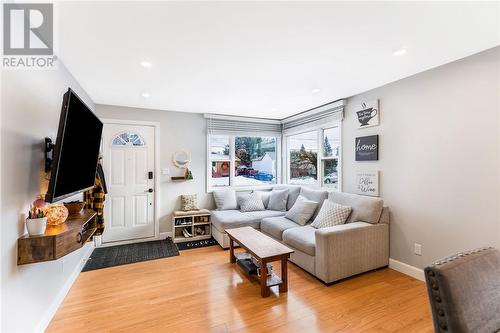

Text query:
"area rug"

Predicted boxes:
[[82, 237, 179, 272], [176, 237, 218, 251]]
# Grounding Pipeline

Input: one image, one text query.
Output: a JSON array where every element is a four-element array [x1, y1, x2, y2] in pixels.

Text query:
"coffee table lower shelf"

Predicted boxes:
[[233, 253, 284, 288], [226, 227, 294, 298]]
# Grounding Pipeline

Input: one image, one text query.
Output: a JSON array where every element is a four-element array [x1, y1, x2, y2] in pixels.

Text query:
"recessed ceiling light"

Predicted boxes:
[[393, 48, 407, 57], [141, 92, 150, 98], [140, 61, 152, 68], [271, 108, 277, 112], [312, 88, 321, 94]]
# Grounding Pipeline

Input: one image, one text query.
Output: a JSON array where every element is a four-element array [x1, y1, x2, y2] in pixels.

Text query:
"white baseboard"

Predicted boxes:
[[37, 243, 94, 333], [389, 258, 425, 281], [159, 231, 172, 239]]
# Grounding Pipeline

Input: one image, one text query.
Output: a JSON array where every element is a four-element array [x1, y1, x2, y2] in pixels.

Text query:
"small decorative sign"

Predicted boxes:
[[356, 100, 379, 128], [355, 135, 379, 161], [356, 171, 379, 196]]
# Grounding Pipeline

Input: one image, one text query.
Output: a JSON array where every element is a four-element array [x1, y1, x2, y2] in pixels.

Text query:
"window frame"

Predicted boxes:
[[283, 121, 342, 191], [206, 133, 282, 192]]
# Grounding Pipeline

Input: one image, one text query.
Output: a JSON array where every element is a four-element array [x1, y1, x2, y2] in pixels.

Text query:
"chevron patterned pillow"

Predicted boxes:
[[239, 193, 265, 212], [311, 200, 352, 228]]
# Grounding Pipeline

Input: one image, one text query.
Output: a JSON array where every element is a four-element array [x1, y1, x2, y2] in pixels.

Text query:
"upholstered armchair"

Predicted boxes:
[[424, 247, 500, 333]]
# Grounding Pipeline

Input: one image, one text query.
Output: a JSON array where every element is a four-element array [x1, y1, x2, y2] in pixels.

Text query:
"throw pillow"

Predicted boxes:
[[212, 189, 238, 210], [239, 193, 265, 212], [252, 191, 271, 208], [311, 200, 352, 229], [180, 194, 199, 211], [267, 189, 289, 211], [285, 195, 318, 226]]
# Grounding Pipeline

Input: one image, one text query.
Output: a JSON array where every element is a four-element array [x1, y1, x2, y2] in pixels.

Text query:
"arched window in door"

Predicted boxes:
[[111, 132, 146, 146]]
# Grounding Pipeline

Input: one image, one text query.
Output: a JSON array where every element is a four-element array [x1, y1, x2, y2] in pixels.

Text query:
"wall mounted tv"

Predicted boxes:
[[45, 88, 103, 203]]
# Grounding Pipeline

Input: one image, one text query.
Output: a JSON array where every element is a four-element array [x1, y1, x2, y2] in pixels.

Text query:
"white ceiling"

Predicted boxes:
[[58, 1, 500, 119]]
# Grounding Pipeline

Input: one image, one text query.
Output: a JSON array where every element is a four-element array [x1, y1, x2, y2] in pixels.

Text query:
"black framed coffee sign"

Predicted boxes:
[[355, 135, 379, 161]]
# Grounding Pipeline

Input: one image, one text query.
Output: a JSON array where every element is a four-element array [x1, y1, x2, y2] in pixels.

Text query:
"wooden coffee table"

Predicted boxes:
[[226, 226, 294, 297]]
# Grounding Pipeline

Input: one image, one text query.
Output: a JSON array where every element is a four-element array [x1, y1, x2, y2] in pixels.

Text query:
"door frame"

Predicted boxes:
[[99, 118, 161, 247]]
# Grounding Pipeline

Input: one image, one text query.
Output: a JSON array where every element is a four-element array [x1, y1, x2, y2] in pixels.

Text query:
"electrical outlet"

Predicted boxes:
[[162, 168, 170, 176], [414, 243, 422, 256]]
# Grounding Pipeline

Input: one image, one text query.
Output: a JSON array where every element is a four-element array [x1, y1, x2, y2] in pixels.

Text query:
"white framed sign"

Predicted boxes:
[[355, 170, 379, 197], [355, 100, 379, 128]]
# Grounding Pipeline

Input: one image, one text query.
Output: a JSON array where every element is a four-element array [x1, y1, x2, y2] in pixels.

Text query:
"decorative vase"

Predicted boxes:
[[46, 204, 69, 225], [26, 217, 47, 236]]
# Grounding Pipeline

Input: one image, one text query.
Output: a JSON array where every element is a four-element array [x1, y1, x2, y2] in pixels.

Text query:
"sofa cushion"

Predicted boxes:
[[311, 200, 351, 229], [273, 185, 301, 210], [211, 209, 286, 232], [299, 187, 328, 220], [328, 192, 384, 224], [238, 193, 265, 212], [285, 196, 318, 226], [283, 226, 316, 256], [253, 190, 271, 208], [261, 216, 301, 240], [267, 189, 289, 211], [212, 189, 238, 210]]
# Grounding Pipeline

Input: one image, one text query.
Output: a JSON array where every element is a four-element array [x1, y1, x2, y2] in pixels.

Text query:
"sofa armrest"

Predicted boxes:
[[315, 222, 389, 283]]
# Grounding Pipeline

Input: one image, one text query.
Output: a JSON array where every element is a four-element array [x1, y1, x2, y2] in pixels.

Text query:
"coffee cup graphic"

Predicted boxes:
[[357, 103, 378, 126]]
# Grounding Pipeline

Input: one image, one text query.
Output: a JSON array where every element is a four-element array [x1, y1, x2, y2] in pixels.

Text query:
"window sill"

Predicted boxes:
[[206, 184, 276, 193]]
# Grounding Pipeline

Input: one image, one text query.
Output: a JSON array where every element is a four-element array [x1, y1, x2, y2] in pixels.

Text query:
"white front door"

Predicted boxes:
[[101, 123, 156, 243]]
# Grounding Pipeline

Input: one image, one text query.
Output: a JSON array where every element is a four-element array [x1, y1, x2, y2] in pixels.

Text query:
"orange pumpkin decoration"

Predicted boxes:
[[46, 204, 69, 225]]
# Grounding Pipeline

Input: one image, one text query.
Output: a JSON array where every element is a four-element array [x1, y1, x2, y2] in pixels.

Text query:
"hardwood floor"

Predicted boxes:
[[47, 246, 433, 333]]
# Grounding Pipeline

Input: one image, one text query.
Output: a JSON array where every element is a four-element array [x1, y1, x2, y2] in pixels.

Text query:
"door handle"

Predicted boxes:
[[147, 188, 154, 193]]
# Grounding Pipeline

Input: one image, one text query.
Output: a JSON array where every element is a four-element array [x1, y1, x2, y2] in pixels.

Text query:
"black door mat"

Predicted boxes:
[[176, 237, 218, 251], [82, 237, 179, 272]]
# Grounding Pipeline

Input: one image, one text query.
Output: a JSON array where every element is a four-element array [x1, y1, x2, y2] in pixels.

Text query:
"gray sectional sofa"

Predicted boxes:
[[211, 185, 390, 284]]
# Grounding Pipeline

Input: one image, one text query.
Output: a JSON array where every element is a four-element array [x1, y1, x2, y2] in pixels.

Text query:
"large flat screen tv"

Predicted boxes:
[[45, 88, 103, 203]]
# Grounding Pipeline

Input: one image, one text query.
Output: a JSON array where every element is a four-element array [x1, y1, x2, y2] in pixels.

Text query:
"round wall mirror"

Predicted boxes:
[[173, 151, 191, 169]]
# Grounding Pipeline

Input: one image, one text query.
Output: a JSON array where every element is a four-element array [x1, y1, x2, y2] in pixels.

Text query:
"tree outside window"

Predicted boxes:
[[288, 131, 318, 185]]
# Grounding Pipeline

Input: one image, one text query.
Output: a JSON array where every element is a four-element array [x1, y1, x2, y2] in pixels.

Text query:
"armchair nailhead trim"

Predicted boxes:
[[431, 247, 492, 267], [426, 247, 494, 333], [426, 268, 448, 332]]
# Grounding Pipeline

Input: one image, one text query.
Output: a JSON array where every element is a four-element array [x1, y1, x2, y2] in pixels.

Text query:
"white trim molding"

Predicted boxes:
[[389, 258, 425, 281], [96, 232, 173, 248], [100, 118, 161, 243]]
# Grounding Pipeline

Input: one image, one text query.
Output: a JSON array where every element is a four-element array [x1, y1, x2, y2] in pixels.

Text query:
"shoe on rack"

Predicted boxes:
[[182, 228, 192, 238]]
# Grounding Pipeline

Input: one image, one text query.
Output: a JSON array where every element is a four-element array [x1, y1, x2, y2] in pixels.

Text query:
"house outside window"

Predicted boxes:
[[209, 135, 230, 187], [208, 134, 279, 190]]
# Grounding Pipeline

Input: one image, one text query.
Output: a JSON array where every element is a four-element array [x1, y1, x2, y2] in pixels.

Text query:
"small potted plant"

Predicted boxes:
[[26, 196, 48, 236]]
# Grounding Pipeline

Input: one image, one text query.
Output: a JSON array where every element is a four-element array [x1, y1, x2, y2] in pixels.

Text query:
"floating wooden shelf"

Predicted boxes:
[[17, 209, 97, 265], [170, 176, 190, 181], [170, 168, 193, 181]]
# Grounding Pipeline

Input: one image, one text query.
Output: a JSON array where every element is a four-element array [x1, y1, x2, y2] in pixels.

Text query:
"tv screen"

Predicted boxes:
[[45, 88, 103, 203]]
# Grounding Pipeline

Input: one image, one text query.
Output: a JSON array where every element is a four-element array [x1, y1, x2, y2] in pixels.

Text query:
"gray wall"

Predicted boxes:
[[342, 46, 500, 268], [1, 64, 95, 332], [95, 105, 214, 233], [97, 47, 500, 269]]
